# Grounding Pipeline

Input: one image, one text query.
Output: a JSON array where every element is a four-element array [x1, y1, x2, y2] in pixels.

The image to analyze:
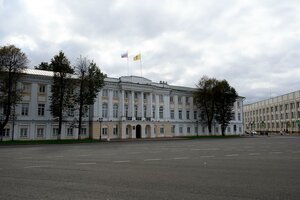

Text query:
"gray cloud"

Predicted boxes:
[[1, 0, 300, 104]]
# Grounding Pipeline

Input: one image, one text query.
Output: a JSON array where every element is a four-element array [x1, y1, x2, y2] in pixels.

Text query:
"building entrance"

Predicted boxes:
[[136, 124, 141, 138]]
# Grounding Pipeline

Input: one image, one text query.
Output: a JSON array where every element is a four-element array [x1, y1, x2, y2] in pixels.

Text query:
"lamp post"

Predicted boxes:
[[98, 117, 103, 141]]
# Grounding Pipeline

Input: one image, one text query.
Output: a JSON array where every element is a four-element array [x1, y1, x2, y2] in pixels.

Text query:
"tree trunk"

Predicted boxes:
[[221, 125, 226, 136]]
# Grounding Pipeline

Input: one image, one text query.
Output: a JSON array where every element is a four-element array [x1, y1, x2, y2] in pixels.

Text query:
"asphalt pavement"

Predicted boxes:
[[0, 136, 299, 200]]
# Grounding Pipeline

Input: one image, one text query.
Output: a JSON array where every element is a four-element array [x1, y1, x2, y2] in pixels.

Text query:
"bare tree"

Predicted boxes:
[[0, 45, 28, 141], [74, 56, 105, 139]]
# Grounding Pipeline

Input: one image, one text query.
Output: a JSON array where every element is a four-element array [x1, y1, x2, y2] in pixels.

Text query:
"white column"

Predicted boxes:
[[189, 97, 194, 120], [147, 93, 152, 118], [120, 90, 125, 117], [163, 95, 170, 120], [99, 90, 103, 118], [108, 90, 113, 119], [155, 94, 159, 119], [174, 95, 179, 120], [182, 96, 186, 120], [131, 91, 135, 119], [140, 92, 144, 119]]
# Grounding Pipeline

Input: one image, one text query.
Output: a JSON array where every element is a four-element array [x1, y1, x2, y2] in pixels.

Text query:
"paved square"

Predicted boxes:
[[0, 136, 299, 200]]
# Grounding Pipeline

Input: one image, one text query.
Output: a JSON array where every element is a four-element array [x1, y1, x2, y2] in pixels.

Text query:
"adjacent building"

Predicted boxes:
[[1, 69, 244, 140], [243, 90, 300, 133]]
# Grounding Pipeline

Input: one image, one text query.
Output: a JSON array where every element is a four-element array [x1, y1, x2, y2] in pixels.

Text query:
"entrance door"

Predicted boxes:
[[136, 124, 141, 138]]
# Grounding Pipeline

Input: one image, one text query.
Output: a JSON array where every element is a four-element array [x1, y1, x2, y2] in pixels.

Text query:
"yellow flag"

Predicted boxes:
[[133, 53, 141, 61]]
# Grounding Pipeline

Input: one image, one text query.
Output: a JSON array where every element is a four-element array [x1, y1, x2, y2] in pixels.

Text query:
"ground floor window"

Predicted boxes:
[[81, 128, 87, 135], [3, 128, 10, 137], [187, 127, 190, 134], [102, 127, 108, 135], [179, 127, 183, 134], [37, 127, 44, 137], [113, 126, 118, 135], [171, 125, 175, 134], [67, 128, 73, 136], [20, 127, 28, 138], [160, 127, 164, 134], [52, 128, 59, 137]]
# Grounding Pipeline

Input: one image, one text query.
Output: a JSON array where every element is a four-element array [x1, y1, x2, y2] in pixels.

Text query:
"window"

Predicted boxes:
[[275, 106, 278, 112], [39, 85, 46, 94], [134, 92, 138, 100], [159, 106, 163, 119], [280, 105, 283, 111], [194, 111, 197, 120], [134, 105, 138, 117], [3, 128, 10, 137], [113, 90, 118, 98], [178, 96, 181, 104], [102, 89, 108, 97], [186, 111, 190, 120], [113, 126, 118, 135], [22, 83, 31, 93], [170, 96, 174, 103], [227, 126, 231, 133], [170, 110, 174, 119], [187, 127, 190, 133], [179, 127, 183, 134], [68, 106, 74, 117], [144, 106, 147, 118], [237, 101, 240, 108], [152, 106, 155, 118], [125, 91, 129, 99], [102, 127, 108, 135], [179, 110, 182, 119], [37, 127, 44, 137], [238, 113, 241, 121], [38, 104, 45, 116], [239, 127, 242, 133], [113, 104, 118, 118], [20, 128, 28, 138], [81, 128, 87, 135], [52, 128, 59, 136], [21, 103, 29, 116], [67, 128, 73, 136], [297, 102, 299, 108], [171, 125, 175, 134], [125, 105, 128, 117], [231, 112, 235, 121], [102, 103, 108, 118], [160, 127, 164, 134], [159, 95, 163, 102]]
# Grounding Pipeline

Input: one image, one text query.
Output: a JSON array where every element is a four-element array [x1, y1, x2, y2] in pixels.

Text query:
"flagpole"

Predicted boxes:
[[140, 52, 142, 77], [127, 54, 129, 76]]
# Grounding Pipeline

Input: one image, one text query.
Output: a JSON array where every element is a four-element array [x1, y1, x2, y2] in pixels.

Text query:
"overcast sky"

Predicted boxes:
[[1, 0, 300, 104]]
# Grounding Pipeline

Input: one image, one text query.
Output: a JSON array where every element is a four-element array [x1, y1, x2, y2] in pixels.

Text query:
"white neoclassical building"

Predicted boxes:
[[1, 69, 245, 140], [244, 90, 300, 134]]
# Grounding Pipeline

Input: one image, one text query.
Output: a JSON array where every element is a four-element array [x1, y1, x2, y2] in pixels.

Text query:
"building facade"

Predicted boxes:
[[243, 90, 300, 134], [1, 69, 244, 141]]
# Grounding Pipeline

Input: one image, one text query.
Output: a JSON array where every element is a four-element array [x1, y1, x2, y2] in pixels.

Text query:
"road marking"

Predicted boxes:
[[150, 151, 162, 153], [191, 148, 219, 151], [24, 165, 42, 169], [113, 160, 130, 163], [269, 152, 282, 154], [144, 158, 161, 161], [248, 153, 260, 156], [173, 157, 189, 160], [200, 155, 215, 158], [128, 152, 141, 154], [225, 154, 239, 157], [291, 151, 300, 153], [76, 162, 96, 165], [16, 157, 33, 160]]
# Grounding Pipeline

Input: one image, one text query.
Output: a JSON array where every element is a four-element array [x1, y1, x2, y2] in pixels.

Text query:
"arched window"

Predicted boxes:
[[102, 103, 108, 118], [113, 104, 118, 118]]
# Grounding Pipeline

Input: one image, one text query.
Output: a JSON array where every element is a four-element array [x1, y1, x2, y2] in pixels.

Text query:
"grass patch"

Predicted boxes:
[[0, 139, 101, 145], [185, 135, 241, 139]]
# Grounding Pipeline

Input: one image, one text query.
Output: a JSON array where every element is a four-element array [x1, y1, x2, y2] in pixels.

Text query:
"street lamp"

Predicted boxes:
[[98, 117, 103, 141]]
